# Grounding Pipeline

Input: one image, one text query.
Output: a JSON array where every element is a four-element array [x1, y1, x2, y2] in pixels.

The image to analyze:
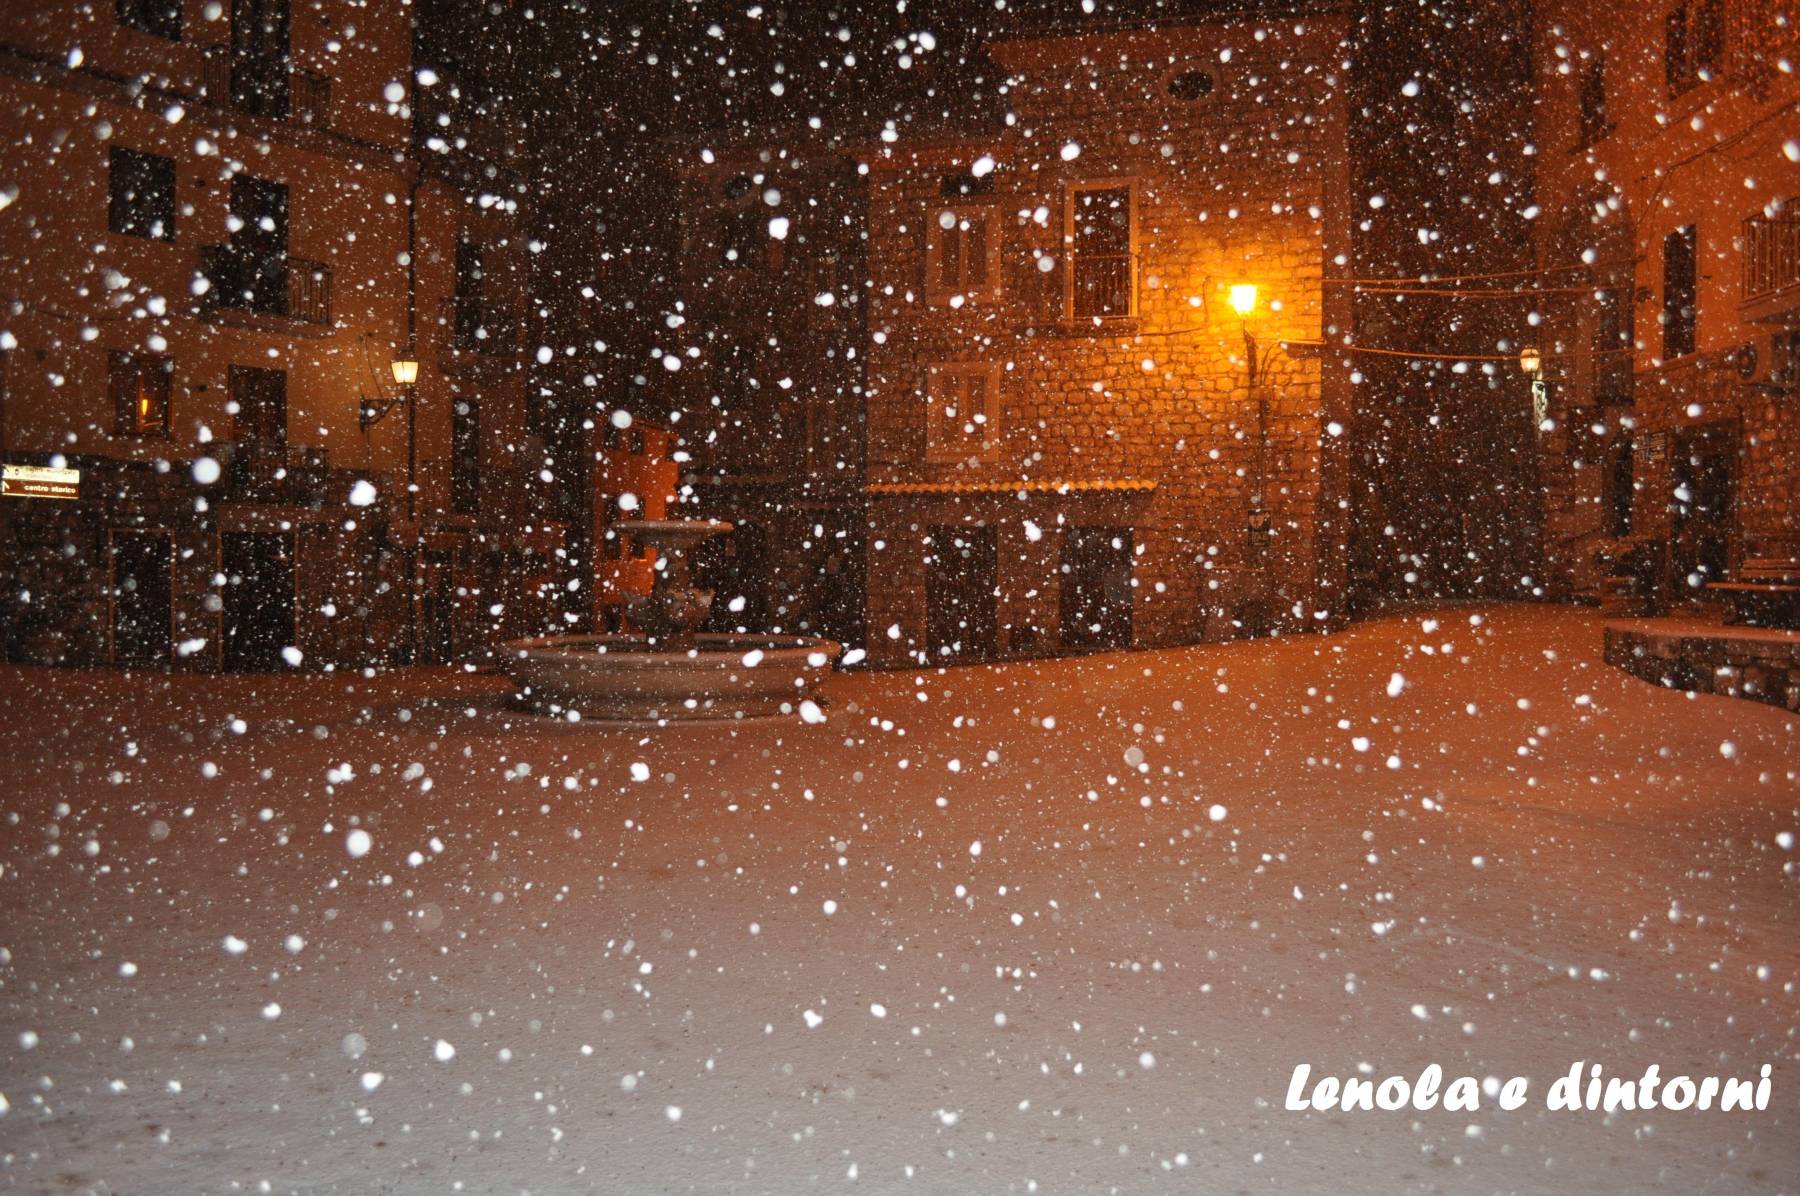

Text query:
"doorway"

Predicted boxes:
[[111, 530, 172, 668], [418, 549, 456, 664], [228, 175, 289, 313], [222, 531, 295, 671], [1060, 526, 1133, 650], [925, 525, 998, 662], [230, 365, 287, 451], [1671, 422, 1736, 591]]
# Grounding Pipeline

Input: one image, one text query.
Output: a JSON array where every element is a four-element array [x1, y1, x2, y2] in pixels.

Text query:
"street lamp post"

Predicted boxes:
[[390, 355, 419, 522], [1230, 284, 1273, 555]]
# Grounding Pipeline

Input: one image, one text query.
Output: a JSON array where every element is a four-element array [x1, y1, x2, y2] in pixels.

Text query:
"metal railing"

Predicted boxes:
[[1742, 214, 1800, 305], [1070, 253, 1133, 320], [200, 246, 332, 324], [200, 48, 331, 128]]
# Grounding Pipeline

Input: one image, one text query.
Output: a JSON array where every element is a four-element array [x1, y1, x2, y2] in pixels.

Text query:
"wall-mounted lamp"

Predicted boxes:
[[361, 357, 418, 432], [1229, 283, 1258, 317]]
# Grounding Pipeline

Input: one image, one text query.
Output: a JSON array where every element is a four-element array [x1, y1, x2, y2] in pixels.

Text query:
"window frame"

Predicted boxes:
[[108, 147, 177, 242], [1661, 224, 1699, 361], [1063, 180, 1138, 322], [923, 362, 1002, 465], [924, 204, 1003, 306], [110, 350, 173, 438]]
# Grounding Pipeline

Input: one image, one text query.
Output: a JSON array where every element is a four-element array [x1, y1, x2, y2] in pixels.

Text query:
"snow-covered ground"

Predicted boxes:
[[1, 605, 1795, 1194]]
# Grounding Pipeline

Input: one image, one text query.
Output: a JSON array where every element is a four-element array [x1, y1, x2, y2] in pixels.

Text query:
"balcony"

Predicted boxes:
[[200, 48, 332, 128], [1742, 214, 1800, 323], [200, 246, 332, 327]]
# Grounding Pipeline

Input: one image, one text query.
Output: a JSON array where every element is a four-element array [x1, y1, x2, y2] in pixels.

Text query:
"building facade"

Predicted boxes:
[[1531, 0, 1800, 600], [858, 16, 1354, 667], [0, 0, 564, 669]]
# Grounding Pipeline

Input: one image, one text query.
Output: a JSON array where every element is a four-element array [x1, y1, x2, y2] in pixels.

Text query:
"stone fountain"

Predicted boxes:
[[499, 518, 842, 721]]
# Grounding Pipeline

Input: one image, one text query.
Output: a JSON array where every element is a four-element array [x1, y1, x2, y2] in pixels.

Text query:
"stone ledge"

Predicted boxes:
[[1603, 618, 1800, 713]]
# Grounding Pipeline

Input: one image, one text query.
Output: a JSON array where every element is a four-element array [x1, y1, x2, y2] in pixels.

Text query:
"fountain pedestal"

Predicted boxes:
[[500, 518, 841, 721]]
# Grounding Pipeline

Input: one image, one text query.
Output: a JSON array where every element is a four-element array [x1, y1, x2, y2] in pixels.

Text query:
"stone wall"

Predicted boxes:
[[1605, 620, 1800, 715], [860, 17, 1353, 666]]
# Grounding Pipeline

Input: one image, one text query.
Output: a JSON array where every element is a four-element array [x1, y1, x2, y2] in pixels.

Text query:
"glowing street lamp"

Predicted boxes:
[[1518, 346, 1542, 374], [390, 357, 420, 385], [1231, 282, 1272, 555]]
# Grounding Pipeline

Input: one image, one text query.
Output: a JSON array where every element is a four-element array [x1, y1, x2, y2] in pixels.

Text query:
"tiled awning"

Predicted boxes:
[[865, 478, 1156, 496]]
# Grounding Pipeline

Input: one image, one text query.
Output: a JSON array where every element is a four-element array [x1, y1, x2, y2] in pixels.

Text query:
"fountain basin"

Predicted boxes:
[[500, 632, 842, 721]]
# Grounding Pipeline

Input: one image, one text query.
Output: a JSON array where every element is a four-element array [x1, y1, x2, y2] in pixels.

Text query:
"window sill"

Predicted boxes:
[[1027, 317, 1141, 338]]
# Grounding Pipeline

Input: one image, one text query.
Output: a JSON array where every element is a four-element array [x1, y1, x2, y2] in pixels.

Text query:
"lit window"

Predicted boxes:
[[110, 351, 172, 437]]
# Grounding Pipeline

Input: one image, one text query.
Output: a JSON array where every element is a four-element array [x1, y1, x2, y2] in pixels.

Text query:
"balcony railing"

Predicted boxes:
[[200, 48, 331, 128], [1742, 215, 1800, 306], [200, 246, 332, 325]]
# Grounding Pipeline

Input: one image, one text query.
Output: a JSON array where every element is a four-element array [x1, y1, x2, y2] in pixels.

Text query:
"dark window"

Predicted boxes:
[[1069, 186, 1133, 319], [451, 397, 480, 515], [110, 351, 172, 436], [929, 209, 995, 301], [1692, 0, 1724, 77], [1167, 69, 1214, 101], [229, 364, 286, 448], [231, 0, 292, 120], [108, 148, 176, 240], [111, 531, 173, 667], [1662, 225, 1698, 359], [1577, 56, 1608, 147], [117, 0, 181, 39], [1666, 1, 1722, 95], [227, 174, 290, 314], [939, 171, 994, 198]]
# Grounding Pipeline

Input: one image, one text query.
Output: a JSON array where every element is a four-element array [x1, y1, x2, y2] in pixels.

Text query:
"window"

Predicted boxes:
[[231, 0, 293, 120], [1665, 1, 1722, 96], [925, 207, 1001, 304], [451, 397, 480, 515], [111, 351, 171, 436], [108, 148, 176, 240], [1662, 225, 1698, 359], [1066, 184, 1134, 320], [924, 364, 1000, 464], [117, 0, 181, 40], [1577, 55, 1608, 147]]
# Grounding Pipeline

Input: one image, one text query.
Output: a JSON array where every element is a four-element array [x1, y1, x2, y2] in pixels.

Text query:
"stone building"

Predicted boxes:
[[0, 0, 564, 669], [1530, 0, 1800, 600], [858, 15, 1354, 667]]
